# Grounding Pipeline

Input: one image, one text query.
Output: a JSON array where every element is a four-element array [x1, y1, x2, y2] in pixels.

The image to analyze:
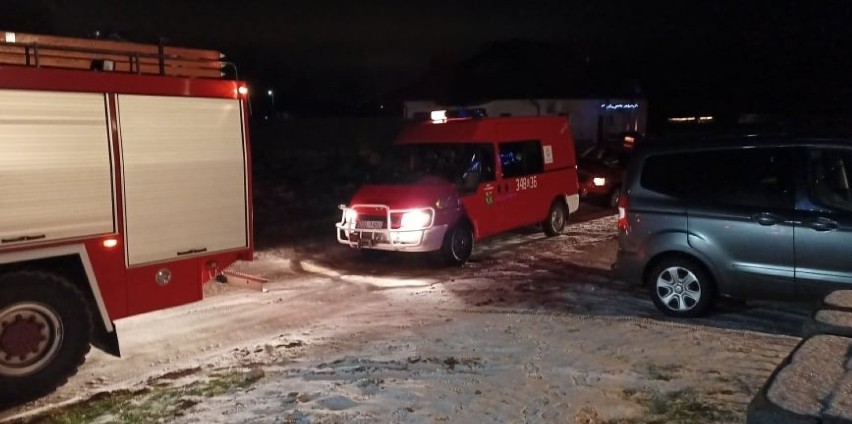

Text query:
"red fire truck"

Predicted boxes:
[[336, 112, 579, 264], [0, 31, 254, 402]]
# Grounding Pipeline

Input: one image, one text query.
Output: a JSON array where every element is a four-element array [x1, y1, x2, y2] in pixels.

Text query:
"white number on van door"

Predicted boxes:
[[516, 176, 538, 191]]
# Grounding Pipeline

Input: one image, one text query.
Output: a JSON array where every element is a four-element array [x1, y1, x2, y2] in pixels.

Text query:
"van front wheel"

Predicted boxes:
[[543, 200, 568, 236], [440, 222, 474, 265]]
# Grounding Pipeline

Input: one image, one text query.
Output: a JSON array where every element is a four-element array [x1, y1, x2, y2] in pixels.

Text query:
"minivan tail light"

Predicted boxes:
[[617, 193, 628, 231]]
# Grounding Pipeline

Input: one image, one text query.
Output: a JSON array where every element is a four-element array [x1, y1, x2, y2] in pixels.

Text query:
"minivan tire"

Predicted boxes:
[[543, 200, 568, 236], [440, 222, 474, 265], [647, 257, 715, 317]]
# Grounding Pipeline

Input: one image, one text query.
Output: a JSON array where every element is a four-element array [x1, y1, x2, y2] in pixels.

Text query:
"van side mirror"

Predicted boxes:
[[462, 170, 480, 191]]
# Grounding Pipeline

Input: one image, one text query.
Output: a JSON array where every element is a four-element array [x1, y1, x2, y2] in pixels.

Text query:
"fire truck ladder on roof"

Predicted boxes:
[[0, 30, 229, 79]]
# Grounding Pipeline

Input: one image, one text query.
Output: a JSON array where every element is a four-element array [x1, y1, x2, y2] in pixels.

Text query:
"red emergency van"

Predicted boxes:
[[336, 114, 579, 264]]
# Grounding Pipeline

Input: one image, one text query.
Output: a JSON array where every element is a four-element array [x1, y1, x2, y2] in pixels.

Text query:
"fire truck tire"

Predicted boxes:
[[440, 222, 474, 265], [543, 200, 568, 236], [0, 271, 92, 404]]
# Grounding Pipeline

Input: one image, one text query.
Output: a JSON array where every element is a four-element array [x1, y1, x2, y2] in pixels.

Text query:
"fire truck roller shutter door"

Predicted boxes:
[[119, 95, 248, 266], [0, 90, 114, 244]]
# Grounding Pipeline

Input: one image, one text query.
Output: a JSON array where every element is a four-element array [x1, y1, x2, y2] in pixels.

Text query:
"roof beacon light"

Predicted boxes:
[[430, 110, 448, 123]]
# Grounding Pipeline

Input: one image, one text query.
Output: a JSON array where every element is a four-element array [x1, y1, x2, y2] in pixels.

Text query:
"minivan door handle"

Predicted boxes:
[[751, 212, 782, 226], [807, 217, 839, 232]]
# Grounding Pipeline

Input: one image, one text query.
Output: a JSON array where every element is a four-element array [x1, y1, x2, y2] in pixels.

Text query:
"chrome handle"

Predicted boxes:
[[808, 218, 838, 232]]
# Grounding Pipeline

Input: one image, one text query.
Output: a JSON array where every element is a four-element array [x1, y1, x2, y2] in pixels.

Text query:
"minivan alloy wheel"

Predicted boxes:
[[655, 266, 702, 312], [647, 257, 714, 317]]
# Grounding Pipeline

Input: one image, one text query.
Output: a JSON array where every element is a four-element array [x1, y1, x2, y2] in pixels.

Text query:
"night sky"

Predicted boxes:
[[2, 1, 852, 119]]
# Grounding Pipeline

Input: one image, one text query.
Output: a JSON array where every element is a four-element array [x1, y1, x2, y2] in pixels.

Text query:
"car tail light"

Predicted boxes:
[[617, 192, 628, 231]]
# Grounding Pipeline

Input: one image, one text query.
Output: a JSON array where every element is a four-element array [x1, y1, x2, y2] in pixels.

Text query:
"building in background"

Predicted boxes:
[[403, 98, 647, 148]]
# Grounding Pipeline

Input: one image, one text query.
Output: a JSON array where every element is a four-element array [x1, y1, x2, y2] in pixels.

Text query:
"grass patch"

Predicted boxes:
[[182, 368, 265, 398], [608, 388, 739, 424], [644, 363, 682, 381], [23, 368, 265, 424]]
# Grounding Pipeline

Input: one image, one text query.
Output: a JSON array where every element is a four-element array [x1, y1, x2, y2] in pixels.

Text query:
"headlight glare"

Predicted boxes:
[[400, 210, 431, 229]]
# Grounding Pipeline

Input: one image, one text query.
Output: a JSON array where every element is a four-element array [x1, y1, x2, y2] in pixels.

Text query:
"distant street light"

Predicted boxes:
[[267, 89, 275, 112]]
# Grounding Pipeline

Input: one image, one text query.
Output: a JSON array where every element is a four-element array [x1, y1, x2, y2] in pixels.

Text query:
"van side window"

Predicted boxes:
[[462, 144, 496, 184], [476, 144, 496, 182], [641, 153, 693, 197], [499, 140, 544, 178], [690, 148, 795, 209], [642, 148, 795, 209], [807, 148, 852, 213]]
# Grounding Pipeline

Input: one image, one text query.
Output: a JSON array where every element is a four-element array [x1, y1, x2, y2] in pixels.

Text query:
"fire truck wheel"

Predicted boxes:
[[440, 222, 474, 265], [0, 272, 92, 404], [543, 200, 568, 236]]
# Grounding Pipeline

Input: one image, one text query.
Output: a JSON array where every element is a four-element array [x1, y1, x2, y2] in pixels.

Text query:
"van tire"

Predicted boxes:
[[543, 200, 568, 236], [440, 222, 474, 265], [0, 272, 92, 404], [608, 187, 621, 209], [647, 257, 715, 318]]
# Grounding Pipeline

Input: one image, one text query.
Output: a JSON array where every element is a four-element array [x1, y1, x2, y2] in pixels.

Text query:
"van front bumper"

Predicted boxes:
[[335, 223, 448, 253]]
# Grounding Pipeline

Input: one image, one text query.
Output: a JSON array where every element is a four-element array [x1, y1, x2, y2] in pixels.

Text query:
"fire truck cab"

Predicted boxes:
[[0, 31, 253, 403], [336, 113, 579, 264]]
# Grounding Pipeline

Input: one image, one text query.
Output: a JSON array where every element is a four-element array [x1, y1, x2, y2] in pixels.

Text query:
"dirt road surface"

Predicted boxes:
[[1, 206, 811, 423]]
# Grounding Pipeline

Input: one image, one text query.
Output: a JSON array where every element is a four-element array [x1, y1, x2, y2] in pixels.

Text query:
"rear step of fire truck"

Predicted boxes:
[[216, 269, 269, 293]]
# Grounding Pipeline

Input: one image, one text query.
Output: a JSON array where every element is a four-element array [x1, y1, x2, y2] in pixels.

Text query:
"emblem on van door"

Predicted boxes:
[[485, 190, 494, 206]]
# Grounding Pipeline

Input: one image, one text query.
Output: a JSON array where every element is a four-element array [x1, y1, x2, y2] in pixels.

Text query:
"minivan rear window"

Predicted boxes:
[[640, 153, 693, 197]]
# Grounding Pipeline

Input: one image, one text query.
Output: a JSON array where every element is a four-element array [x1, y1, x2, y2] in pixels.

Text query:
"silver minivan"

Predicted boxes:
[[613, 135, 852, 317]]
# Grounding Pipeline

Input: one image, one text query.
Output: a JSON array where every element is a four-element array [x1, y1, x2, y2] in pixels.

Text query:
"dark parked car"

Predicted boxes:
[[613, 135, 852, 317], [577, 145, 630, 208]]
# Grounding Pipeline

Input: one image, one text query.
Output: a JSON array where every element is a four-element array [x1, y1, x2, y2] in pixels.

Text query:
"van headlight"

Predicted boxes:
[[592, 177, 607, 187], [400, 210, 432, 229]]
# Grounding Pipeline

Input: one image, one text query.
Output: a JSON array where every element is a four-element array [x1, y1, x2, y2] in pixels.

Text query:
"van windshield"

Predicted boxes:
[[368, 143, 495, 187]]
